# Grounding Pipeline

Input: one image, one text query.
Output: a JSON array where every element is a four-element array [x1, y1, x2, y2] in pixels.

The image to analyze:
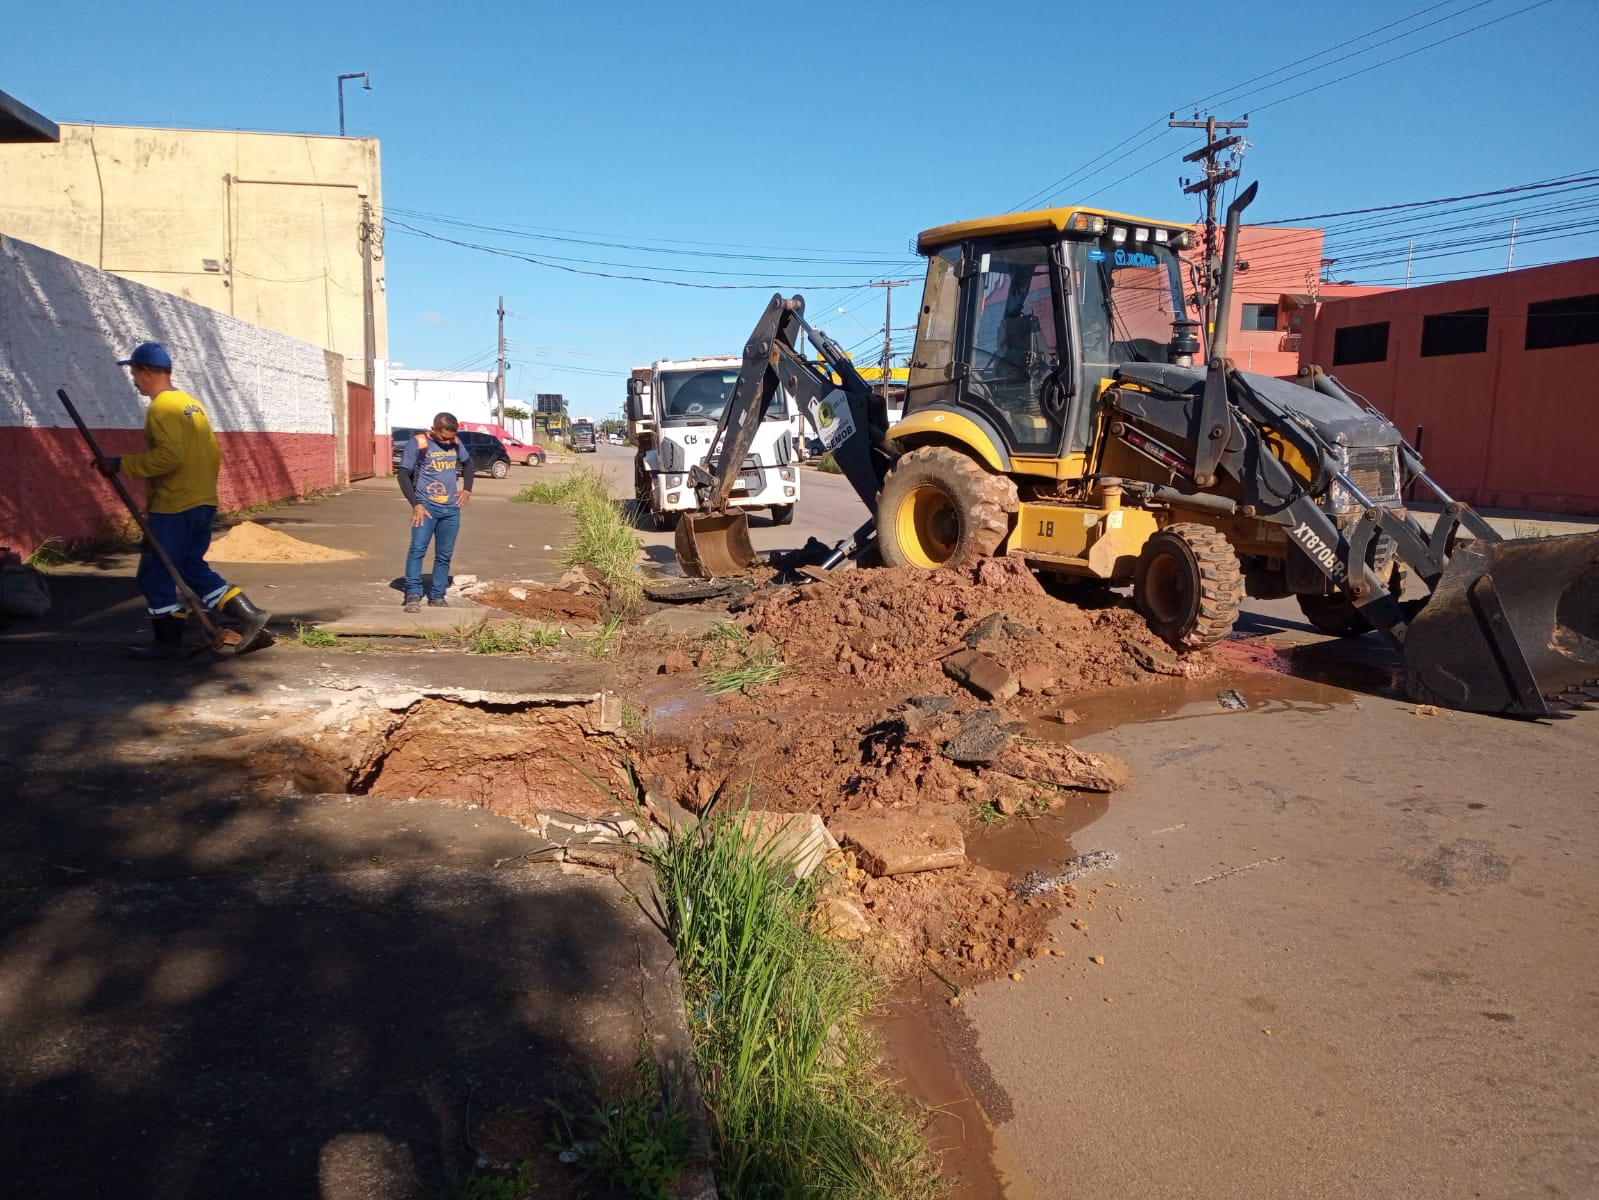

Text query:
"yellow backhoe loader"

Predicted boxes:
[[675, 184, 1599, 718]]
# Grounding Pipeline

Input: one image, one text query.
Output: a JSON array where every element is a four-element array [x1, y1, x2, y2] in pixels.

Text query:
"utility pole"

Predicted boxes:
[[496, 295, 507, 426], [1405, 240, 1414, 288], [1172, 112, 1249, 341], [1505, 217, 1518, 272], [359, 195, 377, 388], [867, 280, 907, 393]]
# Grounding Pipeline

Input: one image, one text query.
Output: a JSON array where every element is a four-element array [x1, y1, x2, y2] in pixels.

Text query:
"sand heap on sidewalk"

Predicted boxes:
[[207, 520, 365, 563]]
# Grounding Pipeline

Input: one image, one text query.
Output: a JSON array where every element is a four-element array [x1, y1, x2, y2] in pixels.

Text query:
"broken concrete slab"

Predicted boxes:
[[816, 895, 874, 940], [827, 811, 966, 877], [942, 708, 1016, 765], [1016, 663, 1058, 695], [991, 742, 1130, 794], [739, 811, 839, 880], [943, 648, 1019, 702]]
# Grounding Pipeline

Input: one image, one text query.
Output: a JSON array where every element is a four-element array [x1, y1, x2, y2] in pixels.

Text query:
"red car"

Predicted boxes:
[[458, 422, 546, 465]]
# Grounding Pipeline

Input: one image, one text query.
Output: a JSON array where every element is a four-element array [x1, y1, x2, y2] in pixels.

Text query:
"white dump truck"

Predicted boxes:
[[626, 355, 800, 531]]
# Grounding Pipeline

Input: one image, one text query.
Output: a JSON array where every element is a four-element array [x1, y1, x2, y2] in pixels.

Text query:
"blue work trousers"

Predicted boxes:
[[138, 506, 230, 616], [404, 500, 462, 601]]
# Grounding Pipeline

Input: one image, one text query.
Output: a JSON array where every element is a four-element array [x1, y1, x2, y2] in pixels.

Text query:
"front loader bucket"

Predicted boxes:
[[674, 511, 760, 579], [1404, 531, 1599, 717]]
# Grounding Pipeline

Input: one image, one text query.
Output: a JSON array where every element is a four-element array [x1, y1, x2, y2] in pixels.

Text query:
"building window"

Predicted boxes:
[[1241, 303, 1278, 332], [1525, 293, 1599, 351], [1332, 322, 1390, 366], [1420, 307, 1489, 357]]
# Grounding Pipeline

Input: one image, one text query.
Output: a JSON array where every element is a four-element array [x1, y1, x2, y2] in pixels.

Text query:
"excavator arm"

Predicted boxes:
[[675, 294, 894, 575]]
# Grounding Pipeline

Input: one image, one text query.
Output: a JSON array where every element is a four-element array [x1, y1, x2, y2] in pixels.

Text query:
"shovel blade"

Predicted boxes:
[[674, 511, 760, 579], [1404, 531, 1599, 717]]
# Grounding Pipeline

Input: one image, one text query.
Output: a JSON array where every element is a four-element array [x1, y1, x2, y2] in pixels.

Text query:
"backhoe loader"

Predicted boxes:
[[675, 184, 1599, 718]]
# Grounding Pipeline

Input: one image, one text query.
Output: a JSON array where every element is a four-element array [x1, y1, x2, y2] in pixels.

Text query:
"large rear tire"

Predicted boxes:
[[1134, 523, 1244, 650], [769, 504, 795, 526], [876, 446, 1017, 571]]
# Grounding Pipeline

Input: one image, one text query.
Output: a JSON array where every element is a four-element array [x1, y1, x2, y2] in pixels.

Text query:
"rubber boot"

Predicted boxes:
[[126, 615, 186, 661], [219, 588, 272, 651]]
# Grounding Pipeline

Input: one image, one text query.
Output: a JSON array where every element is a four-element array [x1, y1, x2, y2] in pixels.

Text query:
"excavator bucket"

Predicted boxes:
[[1404, 531, 1599, 717], [674, 510, 760, 579]]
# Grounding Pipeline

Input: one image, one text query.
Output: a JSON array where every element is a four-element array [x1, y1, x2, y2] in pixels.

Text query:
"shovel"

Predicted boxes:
[[1404, 530, 1599, 717], [56, 387, 240, 655]]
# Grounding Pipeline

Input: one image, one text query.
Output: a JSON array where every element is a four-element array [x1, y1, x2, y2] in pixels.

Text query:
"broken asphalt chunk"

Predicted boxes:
[[943, 648, 1019, 702]]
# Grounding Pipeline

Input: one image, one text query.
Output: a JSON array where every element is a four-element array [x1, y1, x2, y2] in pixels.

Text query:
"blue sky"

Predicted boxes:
[[8, 0, 1598, 421]]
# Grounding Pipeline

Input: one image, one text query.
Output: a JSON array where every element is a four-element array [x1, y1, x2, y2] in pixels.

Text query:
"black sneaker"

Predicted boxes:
[[403, 595, 423, 613], [427, 596, 448, 608]]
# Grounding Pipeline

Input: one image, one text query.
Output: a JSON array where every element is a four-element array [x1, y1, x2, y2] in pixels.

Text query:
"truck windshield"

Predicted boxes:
[[660, 369, 784, 422]]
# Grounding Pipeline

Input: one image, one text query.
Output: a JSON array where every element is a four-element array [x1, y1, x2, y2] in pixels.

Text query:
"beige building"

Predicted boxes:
[[0, 123, 386, 385]]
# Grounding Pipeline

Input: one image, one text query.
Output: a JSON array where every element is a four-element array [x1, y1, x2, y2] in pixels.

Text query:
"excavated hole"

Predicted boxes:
[[342, 696, 636, 826]]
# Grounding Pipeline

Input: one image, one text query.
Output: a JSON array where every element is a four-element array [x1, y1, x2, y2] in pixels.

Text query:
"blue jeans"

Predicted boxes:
[[404, 500, 461, 601], [138, 506, 230, 616]]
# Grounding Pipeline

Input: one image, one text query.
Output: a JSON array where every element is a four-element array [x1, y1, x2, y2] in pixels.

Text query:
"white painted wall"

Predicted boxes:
[[0, 234, 333, 436], [377, 365, 500, 432]]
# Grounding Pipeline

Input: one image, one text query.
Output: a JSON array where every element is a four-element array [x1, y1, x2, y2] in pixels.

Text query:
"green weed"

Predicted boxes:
[[589, 613, 625, 659], [429, 1161, 538, 1200], [814, 452, 843, 475], [549, 1055, 695, 1200], [514, 475, 587, 506], [699, 624, 784, 695], [294, 622, 339, 648], [467, 620, 562, 653], [22, 537, 69, 568], [639, 799, 942, 1199]]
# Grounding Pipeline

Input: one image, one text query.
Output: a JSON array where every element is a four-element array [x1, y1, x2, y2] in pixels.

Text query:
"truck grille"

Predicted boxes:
[[1346, 447, 1400, 503]]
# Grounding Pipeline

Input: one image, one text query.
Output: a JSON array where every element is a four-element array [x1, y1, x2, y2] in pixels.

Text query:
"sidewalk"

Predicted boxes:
[[0, 474, 712, 1199]]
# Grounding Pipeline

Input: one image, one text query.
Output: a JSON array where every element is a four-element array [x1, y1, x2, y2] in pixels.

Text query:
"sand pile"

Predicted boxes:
[[207, 521, 365, 563]]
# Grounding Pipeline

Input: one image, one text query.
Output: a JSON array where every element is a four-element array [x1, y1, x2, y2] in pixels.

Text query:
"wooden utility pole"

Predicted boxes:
[[1172, 113, 1249, 340], [496, 295, 506, 425], [359, 196, 377, 388]]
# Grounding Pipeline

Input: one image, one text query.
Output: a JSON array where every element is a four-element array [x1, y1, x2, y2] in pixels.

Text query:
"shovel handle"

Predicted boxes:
[[55, 388, 222, 645]]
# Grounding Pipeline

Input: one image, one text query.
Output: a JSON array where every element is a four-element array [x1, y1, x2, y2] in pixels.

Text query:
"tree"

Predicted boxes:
[[503, 405, 529, 422]]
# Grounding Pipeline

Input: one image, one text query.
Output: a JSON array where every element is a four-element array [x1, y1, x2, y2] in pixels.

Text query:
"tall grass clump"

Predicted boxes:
[[642, 803, 942, 1198], [514, 468, 642, 604]]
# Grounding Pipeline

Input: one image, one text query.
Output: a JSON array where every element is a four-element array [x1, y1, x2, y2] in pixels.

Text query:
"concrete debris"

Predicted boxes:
[[816, 895, 874, 940], [992, 742, 1130, 793], [828, 810, 966, 877], [963, 611, 1039, 649], [739, 811, 838, 880], [941, 708, 1017, 765], [1126, 639, 1185, 675], [1016, 663, 1058, 695], [536, 810, 640, 844], [943, 648, 1020, 702], [1217, 688, 1247, 711], [1013, 849, 1117, 899]]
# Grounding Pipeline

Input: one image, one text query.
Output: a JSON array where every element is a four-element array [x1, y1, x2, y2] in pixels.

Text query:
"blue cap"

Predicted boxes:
[[117, 342, 173, 370]]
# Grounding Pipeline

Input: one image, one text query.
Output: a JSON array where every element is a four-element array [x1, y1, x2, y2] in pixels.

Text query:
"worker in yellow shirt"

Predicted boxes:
[[93, 342, 272, 659]]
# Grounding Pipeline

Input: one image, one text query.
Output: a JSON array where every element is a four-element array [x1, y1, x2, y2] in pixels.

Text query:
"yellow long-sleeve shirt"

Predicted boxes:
[[120, 388, 221, 513]]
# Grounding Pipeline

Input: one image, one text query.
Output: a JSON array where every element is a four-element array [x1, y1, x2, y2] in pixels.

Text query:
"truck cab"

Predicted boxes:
[[627, 355, 800, 530]]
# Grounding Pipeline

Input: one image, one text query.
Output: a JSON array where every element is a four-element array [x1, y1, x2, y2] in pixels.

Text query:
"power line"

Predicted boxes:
[[1255, 172, 1599, 225]]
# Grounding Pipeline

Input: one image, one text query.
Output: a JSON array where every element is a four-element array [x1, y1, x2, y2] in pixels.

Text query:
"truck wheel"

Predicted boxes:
[[876, 446, 1017, 571], [1296, 593, 1372, 637], [653, 510, 680, 532], [490, 459, 509, 479], [769, 504, 795, 526], [1134, 523, 1244, 650]]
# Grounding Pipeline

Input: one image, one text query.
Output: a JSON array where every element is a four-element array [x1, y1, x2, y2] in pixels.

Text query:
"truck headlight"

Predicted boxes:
[[779, 467, 795, 482], [666, 492, 681, 505], [784, 486, 796, 498]]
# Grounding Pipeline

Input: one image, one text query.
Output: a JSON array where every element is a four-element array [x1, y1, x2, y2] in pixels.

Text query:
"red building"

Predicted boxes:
[[1300, 258, 1599, 515]]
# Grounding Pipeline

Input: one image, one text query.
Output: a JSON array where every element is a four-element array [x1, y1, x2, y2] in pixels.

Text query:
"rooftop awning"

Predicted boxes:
[[0, 90, 59, 143]]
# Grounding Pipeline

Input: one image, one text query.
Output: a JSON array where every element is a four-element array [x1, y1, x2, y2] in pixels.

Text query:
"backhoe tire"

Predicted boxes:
[[652, 510, 680, 533], [769, 504, 795, 526], [876, 446, 1017, 571], [1296, 593, 1373, 637], [1134, 523, 1244, 651]]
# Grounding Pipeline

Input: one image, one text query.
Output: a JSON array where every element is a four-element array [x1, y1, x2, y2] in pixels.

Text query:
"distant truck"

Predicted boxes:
[[569, 420, 598, 453], [626, 356, 799, 531]]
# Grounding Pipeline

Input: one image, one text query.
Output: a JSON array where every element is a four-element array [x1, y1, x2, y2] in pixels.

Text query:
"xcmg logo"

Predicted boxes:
[[1113, 249, 1159, 268]]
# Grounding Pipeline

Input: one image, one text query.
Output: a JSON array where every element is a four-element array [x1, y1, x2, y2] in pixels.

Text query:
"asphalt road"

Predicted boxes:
[[576, 440, 1599, 1198]]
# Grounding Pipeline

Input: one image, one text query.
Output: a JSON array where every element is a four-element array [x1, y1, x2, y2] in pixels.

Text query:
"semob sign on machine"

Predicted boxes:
[[626, 356, 800, 531]]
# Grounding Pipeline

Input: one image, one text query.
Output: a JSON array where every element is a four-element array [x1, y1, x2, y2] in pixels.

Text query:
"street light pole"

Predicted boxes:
[[337, 72, 371, 137]]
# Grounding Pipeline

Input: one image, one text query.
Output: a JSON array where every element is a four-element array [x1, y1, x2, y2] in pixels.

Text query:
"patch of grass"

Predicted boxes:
[[550, 1054, 695, 1200], [814, 452, 843, 475], [972, 801, 1007, 827], [589, 613, 625, 659], [513, 468, 643, 606], [640, 800, 942, 1199], [294, 622, 339, 648], [699, 624, 785, 695], [467, 620, 563, 654], [429, 1162, 539, 1200], [22, 537, 70, 568]]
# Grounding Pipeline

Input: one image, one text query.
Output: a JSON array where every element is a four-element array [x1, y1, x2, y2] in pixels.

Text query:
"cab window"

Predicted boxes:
[[961, 242, 1063, 452]]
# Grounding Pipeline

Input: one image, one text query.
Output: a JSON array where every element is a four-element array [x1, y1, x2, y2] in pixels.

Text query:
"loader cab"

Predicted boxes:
[[906, 207, 1193, 467]]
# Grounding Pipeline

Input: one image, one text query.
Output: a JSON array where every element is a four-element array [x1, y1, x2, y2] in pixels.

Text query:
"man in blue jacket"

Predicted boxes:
[[396, 413, 473, 612]]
